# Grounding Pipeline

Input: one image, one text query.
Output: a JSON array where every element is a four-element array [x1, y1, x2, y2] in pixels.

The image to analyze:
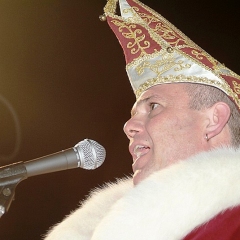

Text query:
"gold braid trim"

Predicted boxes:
[[135, 75, 240, 109], [104, 0, 118, 15]]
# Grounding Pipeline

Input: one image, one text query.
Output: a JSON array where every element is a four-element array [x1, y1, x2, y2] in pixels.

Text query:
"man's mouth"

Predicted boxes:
[[133, 145, 150, 159]]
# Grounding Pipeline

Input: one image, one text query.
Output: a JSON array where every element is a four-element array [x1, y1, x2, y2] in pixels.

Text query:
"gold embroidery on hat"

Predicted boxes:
[[136, 56, 175, 76], [130, 1, 225, 75], [111, 20, 152, 56], [233, 81, 240, 95], [123, 6, 144, 23], [104, 0, 118, 15], [132, 6, 160, 25], [135, 53, 191, 77], [132, 4, 195, 49], [133, 0, 199, 46], [135, 75, 240, 109], [191, 50, 203, 60], [174, 61, 191, 71]]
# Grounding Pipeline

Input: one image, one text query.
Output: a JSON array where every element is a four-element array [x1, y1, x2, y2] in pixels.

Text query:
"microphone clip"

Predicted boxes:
[[0, 162, 28, 217]]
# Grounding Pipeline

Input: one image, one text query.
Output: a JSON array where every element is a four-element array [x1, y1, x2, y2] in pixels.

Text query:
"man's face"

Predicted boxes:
[[124, 83, 208, 185]]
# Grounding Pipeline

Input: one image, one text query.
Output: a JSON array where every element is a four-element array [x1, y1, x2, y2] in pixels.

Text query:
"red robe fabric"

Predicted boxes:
[[184, 205, 240, 240]]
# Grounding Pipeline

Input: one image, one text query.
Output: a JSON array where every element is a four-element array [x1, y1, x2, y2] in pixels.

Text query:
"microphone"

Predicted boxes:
[[0, 139, 106, 216], [0, 139, 106, 178]]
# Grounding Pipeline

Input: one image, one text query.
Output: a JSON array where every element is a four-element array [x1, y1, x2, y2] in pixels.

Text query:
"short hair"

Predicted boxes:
[[184, 83, 240, 148]]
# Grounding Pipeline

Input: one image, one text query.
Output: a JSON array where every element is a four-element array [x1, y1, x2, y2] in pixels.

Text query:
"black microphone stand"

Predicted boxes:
[[0, 162, 27, 217]]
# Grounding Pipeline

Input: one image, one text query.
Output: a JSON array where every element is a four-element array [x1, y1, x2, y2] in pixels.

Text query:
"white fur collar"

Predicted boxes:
[[44, 148, 240, 240]]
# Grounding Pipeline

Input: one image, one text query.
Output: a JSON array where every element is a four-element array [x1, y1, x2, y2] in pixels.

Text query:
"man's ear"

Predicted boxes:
[[206, 102, 231, 140]]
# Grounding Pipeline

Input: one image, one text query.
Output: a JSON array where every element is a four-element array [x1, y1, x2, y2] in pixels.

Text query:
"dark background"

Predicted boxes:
[[0, 0, 239, 239]]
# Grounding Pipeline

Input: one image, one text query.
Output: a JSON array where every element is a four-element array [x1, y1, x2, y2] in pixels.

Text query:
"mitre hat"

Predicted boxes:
[[100, 0, 240, 109]]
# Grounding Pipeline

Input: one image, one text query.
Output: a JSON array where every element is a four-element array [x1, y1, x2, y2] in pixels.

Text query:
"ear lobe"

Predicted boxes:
[[206, 102, 231, 140]]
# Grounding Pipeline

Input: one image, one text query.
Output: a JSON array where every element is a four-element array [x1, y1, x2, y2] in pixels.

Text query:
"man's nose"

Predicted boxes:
[[123, 117, 143, 139]]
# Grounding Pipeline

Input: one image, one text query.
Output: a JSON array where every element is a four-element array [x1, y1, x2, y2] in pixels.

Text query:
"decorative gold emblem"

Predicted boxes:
[[111, 20, 152, 57]]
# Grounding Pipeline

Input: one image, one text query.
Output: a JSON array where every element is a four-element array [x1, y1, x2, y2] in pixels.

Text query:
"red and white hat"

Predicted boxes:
[[101, 0, 240, 109]]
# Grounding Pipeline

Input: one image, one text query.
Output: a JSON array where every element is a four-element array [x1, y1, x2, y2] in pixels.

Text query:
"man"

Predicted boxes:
[[44, 0, 240, 239]]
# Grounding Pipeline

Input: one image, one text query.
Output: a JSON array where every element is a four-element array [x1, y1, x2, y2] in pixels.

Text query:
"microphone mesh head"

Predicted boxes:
[[74, 139, 106, 170]]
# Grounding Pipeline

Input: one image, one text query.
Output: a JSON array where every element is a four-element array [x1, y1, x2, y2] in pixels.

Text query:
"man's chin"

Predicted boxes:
[[133, 169, 151, 185]]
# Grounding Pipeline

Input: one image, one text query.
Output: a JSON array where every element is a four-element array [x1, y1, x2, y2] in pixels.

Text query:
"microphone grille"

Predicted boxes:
[[75, 139, 106, 170]]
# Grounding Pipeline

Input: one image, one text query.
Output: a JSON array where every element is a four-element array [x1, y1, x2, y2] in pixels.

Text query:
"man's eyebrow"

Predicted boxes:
[[130, 95, 165, 116], [130, 97, 151, 116]]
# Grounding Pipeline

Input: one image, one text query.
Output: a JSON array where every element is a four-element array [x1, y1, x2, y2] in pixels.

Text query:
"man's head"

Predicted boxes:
[[124, 83, 236, 185], [102, 0, 240, 184]]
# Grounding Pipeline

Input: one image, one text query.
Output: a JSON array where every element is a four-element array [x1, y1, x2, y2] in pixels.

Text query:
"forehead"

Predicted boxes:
[[131, 84, 189, 115]]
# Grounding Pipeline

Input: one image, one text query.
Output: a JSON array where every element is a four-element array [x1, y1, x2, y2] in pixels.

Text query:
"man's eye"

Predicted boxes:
[[150, 103, 159, 110]]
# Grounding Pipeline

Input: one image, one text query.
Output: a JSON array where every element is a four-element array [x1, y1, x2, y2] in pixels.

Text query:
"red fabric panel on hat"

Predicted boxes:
[[126, 0, 216, 69], [127, 0, 186, 46], [107, 15, 161, 64]]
